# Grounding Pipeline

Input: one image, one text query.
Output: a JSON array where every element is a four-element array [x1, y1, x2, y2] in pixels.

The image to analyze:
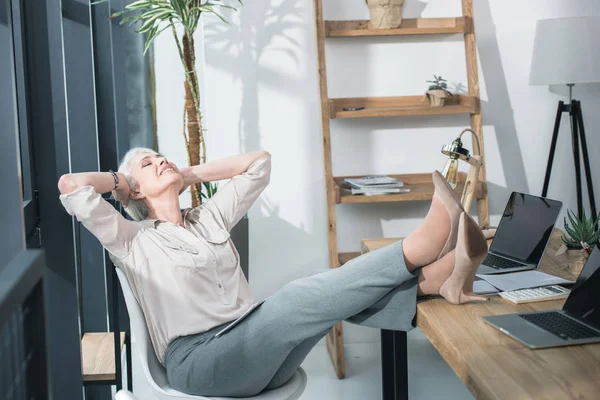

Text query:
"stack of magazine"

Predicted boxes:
[[341, 175, 410, 196]]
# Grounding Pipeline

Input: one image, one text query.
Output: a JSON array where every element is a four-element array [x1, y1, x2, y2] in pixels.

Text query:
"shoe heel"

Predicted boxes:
[[432, 171, 465, 260], [439, 212, 489, 304]]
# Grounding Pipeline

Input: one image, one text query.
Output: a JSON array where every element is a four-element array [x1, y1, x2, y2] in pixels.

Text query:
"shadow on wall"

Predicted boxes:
[[475, 0, 529, 214], [202, 0, 331, 296], [203, 0, 304, 154]]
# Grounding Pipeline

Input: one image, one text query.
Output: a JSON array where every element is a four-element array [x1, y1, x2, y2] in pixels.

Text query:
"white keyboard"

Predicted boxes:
[[499, 285, 571, 304]]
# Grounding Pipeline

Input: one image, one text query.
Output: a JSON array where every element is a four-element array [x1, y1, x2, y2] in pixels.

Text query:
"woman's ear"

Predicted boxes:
[[129, 190, 146, 201]]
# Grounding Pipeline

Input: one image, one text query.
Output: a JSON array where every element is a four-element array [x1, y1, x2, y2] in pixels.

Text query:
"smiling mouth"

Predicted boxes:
[[160, 168, 175, 176]]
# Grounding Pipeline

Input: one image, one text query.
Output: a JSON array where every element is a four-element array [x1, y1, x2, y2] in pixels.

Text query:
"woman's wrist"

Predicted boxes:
[[113, 172, 128, 191]]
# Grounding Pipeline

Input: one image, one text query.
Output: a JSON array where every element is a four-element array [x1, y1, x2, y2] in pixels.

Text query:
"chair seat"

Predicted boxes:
[[114, 267, 307, 400], [158, 368, 307, 400]]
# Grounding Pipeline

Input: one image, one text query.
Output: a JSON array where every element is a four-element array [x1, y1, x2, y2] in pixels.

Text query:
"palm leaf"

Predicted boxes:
[[199, 181, 219, 200], [126, 0, 154, 10], [143, 22, 174, 54]]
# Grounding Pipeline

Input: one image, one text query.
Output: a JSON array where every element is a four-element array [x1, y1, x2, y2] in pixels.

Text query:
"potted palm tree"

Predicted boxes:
[[112, 0, 241, 206], [112, 0, 250, 280]]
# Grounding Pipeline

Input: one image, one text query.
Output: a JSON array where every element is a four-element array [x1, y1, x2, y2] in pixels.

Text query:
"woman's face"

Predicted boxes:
[[130, 153, 183, 199]]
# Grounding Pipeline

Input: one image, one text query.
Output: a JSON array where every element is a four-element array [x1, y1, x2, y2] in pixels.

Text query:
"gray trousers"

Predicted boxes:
[[165, 239, 418, 397]]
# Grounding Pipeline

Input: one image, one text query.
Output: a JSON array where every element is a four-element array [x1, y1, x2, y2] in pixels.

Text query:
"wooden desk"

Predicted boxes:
[[361, 229, 600, 400]]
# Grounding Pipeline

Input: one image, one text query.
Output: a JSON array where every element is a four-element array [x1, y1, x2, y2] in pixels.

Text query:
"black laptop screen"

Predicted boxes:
[[489, 192, 562, 264], [563, 244, 600, 329]]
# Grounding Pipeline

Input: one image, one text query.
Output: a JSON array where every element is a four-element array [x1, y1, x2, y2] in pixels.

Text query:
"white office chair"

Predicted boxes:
[[114, 268, 307, 400]]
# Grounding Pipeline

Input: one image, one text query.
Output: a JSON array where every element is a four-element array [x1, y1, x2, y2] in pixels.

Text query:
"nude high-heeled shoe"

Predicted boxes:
[[439, 212, 489, 305], [432, 170, 465, 260]]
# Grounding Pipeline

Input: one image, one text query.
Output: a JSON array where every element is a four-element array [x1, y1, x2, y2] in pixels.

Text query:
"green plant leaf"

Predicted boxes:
[[567, 210, 579, 231], [170, 0, 183, 17], [126, 0, 154, 10], [199, 181, 219, 200], [137, 17, 158, 33], [119, 15, 140, 25]]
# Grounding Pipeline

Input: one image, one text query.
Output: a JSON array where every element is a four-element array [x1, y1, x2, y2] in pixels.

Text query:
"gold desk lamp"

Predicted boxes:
[[441, 128, 482, 213], [441, 129, 495, 239]]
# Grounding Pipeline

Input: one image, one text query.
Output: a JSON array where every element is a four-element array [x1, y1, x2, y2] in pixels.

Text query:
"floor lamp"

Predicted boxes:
[[530, 16, 600, 222]]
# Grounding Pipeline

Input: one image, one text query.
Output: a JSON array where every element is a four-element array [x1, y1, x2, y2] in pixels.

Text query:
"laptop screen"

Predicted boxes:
[[489, 192, 562, 264], [563, 244, 600, 329]]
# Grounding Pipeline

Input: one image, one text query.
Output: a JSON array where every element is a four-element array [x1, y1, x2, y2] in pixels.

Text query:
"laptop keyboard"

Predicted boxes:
[[483, 253, 527, 270], [520, 312, 600, 340]]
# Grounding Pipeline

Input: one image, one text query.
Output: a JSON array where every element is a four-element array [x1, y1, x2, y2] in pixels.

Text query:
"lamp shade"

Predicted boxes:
[[529, 17, 600, 86]]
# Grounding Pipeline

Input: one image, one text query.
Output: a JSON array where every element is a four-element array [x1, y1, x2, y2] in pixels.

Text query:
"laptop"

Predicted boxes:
[[483, 244, 600, 349], [477, 192, 563, 275]]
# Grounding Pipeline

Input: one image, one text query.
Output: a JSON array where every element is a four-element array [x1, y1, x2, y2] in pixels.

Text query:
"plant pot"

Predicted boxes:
[[426, 89, 450, 107], [555, 245, 589, 278], [367, 0, 405, 29]]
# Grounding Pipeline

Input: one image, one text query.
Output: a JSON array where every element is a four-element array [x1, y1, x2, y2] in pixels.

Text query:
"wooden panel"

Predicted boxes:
[[329, 95, 477, 119], [314, 0, 339, 272], [334, 172, 467, 204], [338, 251, 361, 265], [81, 332, 126, 382], [362, 229, 600, 400], [314, 0, 346, 379], [462, 0, 489, 227], [325, 17, 469, 37], [327, 323, 346, 378]]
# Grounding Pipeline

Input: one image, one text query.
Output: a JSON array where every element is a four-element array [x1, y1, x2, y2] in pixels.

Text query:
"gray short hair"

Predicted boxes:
[[118, 147, 158, 221]]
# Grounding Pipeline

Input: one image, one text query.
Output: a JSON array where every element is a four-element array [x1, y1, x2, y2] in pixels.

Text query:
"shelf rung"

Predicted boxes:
[[333, 172, 467, 204], [329, 95, 478, 119], [325, 17, 471, 37]]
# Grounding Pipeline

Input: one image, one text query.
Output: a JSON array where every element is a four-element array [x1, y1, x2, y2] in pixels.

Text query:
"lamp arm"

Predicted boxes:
[[458, 128, 481, 156]]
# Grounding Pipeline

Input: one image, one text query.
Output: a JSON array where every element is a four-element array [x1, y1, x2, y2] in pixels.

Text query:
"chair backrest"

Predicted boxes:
[[115, 268, 171, 390]]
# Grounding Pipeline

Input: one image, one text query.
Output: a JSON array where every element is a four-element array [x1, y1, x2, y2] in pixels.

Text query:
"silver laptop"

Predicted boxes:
[[483, 244, 600, 349], [477, 192, 563, 275]]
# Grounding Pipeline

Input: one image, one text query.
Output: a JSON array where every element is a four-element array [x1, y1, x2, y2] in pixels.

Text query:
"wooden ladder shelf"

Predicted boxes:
[[313, 0, 490, 379]]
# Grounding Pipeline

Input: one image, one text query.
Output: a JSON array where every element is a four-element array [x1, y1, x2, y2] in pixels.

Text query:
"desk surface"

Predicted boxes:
[[361, 229, 600, 400]]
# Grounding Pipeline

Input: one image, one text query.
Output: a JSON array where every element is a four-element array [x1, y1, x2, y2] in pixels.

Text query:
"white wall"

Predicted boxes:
[[154, 0, 600, 344]]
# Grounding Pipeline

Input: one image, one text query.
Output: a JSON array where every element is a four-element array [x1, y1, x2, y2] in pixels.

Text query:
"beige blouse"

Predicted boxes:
[[59, 154, 271, 365]]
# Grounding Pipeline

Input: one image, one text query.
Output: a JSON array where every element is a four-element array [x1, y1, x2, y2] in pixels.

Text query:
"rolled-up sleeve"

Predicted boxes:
[[202, 154, 271, 231], [59, 185, 140, 259]]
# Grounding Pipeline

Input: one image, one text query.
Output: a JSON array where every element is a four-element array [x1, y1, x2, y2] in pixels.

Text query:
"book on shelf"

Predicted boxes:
[[341, 187, 411, 196], [342, 175, 404, 189]]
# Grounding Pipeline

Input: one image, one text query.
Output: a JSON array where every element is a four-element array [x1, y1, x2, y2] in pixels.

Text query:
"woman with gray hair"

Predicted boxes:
[[58, 148, 488, 397]]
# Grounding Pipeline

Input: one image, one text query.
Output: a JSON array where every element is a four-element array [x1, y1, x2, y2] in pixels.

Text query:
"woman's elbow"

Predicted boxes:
[[58, 174, 79, 195]]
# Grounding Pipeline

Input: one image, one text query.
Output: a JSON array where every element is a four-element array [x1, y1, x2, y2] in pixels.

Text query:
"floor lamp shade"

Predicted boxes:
[[529, 17, 600, 86]]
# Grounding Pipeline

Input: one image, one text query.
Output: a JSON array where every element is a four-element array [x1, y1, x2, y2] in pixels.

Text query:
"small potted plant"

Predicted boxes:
[[426, 75, 453, 107], [365, 0, 405, 29], [556, 209, 600, 276]]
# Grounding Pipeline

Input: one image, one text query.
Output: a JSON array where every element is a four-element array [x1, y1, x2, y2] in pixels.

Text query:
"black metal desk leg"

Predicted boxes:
[[381, 330, 409, 400]]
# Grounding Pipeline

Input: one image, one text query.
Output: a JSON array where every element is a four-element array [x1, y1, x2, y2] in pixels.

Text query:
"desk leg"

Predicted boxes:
[[381, 330, 408, 400]]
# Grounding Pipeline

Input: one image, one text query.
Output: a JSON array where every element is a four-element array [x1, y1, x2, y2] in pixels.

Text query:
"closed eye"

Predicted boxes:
[[142, 163, 151, 168]]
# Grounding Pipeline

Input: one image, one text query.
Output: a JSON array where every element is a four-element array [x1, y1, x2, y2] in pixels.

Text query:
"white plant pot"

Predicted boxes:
[[426, 89, 450, 107], [367, 0, 405, 29]]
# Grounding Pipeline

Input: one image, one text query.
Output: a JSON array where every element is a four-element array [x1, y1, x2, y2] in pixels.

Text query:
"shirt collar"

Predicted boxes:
[[140, 208, 193, 228]]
